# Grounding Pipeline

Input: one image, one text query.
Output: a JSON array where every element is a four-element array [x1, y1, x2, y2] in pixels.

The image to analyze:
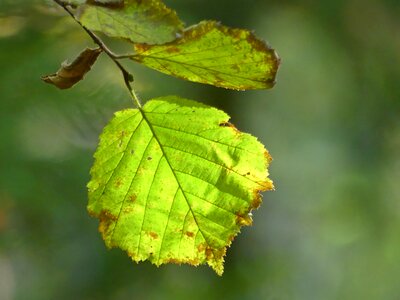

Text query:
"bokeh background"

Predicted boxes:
[[1, 0, 399, 299]]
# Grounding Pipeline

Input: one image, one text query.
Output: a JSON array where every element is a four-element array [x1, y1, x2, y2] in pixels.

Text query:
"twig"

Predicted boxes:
[[53, 0, 142, 108]]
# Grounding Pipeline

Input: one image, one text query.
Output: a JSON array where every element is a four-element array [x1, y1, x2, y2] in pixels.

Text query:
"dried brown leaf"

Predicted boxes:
[[41, 47, 102, 89]]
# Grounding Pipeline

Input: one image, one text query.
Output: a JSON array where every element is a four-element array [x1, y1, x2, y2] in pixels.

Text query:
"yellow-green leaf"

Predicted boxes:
[[87, 96, 273, 275], [41, 47, 102, 89], [77, 0, 184, 44], [131, 21, 280, 90]]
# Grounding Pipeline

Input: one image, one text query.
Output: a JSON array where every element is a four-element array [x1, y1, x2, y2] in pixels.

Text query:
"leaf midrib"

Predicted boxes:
[[133, 54, 272, 85], [139, 108, 220, 263]]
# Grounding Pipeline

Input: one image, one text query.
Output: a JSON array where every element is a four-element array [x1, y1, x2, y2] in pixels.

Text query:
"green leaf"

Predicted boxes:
[[131, 21, 280, 90], [77, 0, 184, 44], [58, 0, 85, 6], [87, 96, 273, 275], [41, 47, 102, 89]]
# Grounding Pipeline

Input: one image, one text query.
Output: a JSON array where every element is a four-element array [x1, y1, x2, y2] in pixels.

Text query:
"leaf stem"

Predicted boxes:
[[53, 0, 142, 108]]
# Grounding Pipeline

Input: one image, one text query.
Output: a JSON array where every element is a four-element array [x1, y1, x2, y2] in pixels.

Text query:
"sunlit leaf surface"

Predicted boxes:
[[77, 0, 184, 44], [131, 21, 280, 90], [87, 96, 273, 274]]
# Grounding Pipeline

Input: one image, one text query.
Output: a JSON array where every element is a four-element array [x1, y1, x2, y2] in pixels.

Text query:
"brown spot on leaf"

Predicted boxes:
[[134, 43, 151, 53], [245, 31, 269, 52], [260, 179, 274, 191], [130, 194, 137, 202], [97, 209, 117, 235], [99, 209, 118, 221], [219, 121, 240, 134], [205, 247, 213, 259], [127, 250, 139, 261], [264, 149, 273, 164], [148, 231, 158, 239], [166, 46, 180, 54], [197, 243, 206, 253], [186, 258, 201, 265], [219, 121, 231, 127], [163, 256, 201, 266], [236, 213, 253, 226], [115, 178, 123, 188], [251, 191, 263, 209], [166, 258, 182, 264], [205, 246, 226, 262], [185, 231, 194, 238]]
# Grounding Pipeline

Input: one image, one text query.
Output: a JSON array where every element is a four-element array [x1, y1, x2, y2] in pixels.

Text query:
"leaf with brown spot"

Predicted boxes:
[[185, 231, 195, 238], [148, 231, 158, 239], [77, 0, 184, 45], [131, 21, 280, 90], [41, 47, 101, 89], [88, 96, 273, 275]]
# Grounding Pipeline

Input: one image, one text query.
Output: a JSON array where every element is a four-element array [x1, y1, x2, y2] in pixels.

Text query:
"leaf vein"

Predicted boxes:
[[163, 145, 263, 187], [183, 190, 236, 215], [157, 184, 179, 264], [95, 118, 144, 203], [151, 123, 258, 155], [173, 169, 248, 205]]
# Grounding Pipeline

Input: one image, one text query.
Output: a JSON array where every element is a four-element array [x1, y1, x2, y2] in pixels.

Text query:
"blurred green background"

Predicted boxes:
[[1, 0, 399, 299]]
